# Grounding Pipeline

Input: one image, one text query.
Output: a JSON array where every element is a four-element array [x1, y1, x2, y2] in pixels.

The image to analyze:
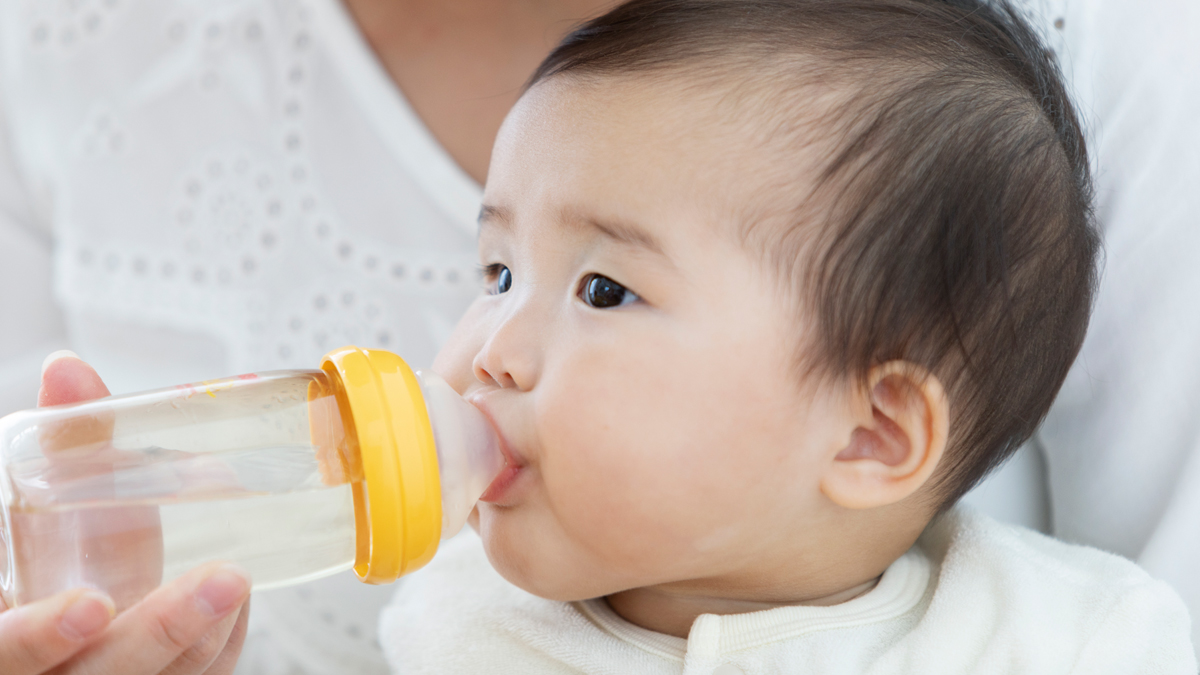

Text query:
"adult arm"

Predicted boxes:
[[1037, 0, 1200, 652]]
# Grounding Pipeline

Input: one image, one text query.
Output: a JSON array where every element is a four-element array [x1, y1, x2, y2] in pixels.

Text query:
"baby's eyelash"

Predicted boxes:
[[479, 263, 505, 281]]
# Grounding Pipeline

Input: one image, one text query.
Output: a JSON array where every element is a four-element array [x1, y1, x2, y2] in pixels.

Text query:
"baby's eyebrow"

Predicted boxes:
[[559, 208, 666, 257], [478, 204, 512, 230], [478, 203, 668, 259]]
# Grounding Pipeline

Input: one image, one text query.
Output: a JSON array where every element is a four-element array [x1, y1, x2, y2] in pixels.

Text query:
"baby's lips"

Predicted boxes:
[[466, 394, 527, 470], [495, 431, 525, 470], [464, 394, 528, 505], [479, 463, 523, 504]]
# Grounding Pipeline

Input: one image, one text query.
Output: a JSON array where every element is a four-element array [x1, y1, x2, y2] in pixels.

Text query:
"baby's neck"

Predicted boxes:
[[604, 576, 881, 638]]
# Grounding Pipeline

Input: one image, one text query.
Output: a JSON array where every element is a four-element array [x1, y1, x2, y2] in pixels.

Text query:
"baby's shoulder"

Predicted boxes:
[[909, 507, 1195, 673], [923, 507, 1177, 599]]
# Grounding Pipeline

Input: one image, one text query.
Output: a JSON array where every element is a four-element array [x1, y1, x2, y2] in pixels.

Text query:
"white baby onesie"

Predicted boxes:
[[380, 508, 1195, 675]]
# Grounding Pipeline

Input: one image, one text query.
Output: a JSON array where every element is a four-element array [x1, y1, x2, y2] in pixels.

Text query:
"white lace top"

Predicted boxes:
[[0, 0, 481, 673], [1, 0, 1199, 672]]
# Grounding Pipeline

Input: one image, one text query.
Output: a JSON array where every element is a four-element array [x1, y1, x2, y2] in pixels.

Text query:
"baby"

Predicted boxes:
[[382, 0, 1195, 672]]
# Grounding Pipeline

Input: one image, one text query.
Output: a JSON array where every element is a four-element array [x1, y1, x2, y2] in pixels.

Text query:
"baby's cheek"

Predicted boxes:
[[539, 418, 707, 575]]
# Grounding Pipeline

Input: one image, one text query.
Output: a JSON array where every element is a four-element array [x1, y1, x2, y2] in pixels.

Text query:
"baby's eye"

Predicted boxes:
[[483, 264, 512, 295], [581, 274, 639, 309]]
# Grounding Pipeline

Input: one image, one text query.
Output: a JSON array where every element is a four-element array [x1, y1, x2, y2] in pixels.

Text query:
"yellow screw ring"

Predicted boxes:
[[369, 349, 442, 576], [321, 346, 442, 584]]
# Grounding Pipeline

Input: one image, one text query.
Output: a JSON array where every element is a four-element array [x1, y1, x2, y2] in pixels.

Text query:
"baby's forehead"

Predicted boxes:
[[534, 71, 842, 221], [560, 61, 850, 147]]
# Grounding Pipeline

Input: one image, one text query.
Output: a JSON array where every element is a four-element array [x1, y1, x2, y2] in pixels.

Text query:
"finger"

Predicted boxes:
[[39, 351, 111, 407], [58, 562, 250, 675], [0, 588, 115, 675], [160, 595, 249, 672], [76, 504, 164, 612], [159, 598, 248, 675], [37, 352, 114, 457], [204, 599, 251, 675]]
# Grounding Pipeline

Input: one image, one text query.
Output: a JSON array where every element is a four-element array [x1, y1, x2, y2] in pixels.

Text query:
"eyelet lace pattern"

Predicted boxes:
[[5, 1, 484, 673]]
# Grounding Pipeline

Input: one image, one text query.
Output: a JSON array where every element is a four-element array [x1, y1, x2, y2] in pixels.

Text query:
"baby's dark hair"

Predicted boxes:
[[528, 0, 1098, 509]]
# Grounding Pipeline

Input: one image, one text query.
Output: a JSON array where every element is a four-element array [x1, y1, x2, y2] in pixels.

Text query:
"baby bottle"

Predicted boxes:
[[0, 346, 505, 610]]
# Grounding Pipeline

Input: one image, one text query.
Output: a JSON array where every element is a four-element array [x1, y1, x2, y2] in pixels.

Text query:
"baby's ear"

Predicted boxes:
[[819, 361, 949, 509]]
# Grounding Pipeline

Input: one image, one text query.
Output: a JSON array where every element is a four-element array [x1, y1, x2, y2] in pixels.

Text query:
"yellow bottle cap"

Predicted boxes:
[[321, 346, 442, 584]]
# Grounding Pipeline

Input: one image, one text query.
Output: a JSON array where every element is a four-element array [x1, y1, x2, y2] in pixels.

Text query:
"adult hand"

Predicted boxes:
[[0, 353, 251, 674]]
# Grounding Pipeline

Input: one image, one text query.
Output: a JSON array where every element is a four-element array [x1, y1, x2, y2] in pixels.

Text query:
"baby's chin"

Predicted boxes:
[[475, 506, 627, 602]]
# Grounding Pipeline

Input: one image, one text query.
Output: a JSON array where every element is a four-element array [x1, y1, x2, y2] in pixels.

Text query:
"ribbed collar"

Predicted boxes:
[[574, 548, 932, 663]]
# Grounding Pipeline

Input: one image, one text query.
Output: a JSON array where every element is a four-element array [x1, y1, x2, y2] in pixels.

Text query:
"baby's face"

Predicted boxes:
[[434, 77, 855, 601]]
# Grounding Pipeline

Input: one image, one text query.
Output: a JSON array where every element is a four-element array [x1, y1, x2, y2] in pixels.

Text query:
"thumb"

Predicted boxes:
[[0, 588, 115, 675], [39, 351, 111, 407]]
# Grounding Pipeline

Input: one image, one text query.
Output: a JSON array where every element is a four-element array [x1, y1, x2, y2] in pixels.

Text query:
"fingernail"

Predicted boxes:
[[195, 565, 250, 617], [59, 591, 116, 641], [41, 350, 81, 376]]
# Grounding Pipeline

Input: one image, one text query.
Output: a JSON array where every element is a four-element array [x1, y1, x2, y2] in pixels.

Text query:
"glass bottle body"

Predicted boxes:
[[0, 347, 504, 610], [0, 370, 358, 610]]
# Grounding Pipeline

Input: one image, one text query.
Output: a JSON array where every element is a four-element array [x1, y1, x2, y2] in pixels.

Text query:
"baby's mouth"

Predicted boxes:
[[467, 395, 528, 505], [477, 433, 525, 504], [479, 463, 523, 504]]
